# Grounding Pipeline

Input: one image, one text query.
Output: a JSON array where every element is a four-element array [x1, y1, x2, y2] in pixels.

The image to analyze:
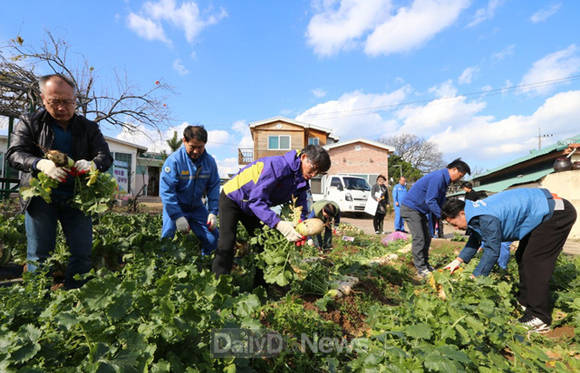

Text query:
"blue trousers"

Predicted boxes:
[[162, 207, 218, 255], [497, 241, 512, 269], [25, 196, 93, 289], [394, 206, 405, 231]]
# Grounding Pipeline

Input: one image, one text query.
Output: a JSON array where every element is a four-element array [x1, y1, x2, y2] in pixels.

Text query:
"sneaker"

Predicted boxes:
[[375, 231, 380, 234], [426, 264, 435, 272], [518, 314, 550, 333], [417, 269, 432, 278]]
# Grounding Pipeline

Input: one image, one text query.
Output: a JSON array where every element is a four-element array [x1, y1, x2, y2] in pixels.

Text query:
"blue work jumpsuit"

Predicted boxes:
[[160, 146, 220, 254]]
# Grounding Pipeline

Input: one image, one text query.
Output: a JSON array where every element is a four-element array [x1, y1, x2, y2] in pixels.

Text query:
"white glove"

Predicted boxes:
[[207, 213, 217, 231], [74, 159, 95, 172], [276, 220, 303, 242], [37, 159, 68, 181], [444, 258, 462, 273], [175, 216, 190, 233]]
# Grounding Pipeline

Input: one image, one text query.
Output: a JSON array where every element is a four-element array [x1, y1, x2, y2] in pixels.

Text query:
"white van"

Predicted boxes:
[[313, 174, 371, 213]]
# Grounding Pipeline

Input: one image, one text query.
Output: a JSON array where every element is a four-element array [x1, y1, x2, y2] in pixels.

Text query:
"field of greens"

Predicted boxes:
[[0, 206, 578, 372]]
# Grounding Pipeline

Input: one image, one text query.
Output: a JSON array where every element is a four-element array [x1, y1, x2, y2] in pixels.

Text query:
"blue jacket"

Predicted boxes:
[[401, 168, 450, 218], [160, 146, 220, 221], [392, 183, 408, 206], [459, 188, 555, 276], [222, 150, 309, 228]]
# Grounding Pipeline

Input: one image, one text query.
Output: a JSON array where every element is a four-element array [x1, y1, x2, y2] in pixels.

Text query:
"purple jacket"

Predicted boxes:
[[222, 150, 310, 228]]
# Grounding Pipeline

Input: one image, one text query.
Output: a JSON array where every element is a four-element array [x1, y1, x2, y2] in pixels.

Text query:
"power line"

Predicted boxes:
[[293, 74, 580, 121]]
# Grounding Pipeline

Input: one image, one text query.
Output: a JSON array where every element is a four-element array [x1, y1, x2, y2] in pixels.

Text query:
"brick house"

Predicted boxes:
[[309, 139, 394, 195], [237, 116, 338, 165]]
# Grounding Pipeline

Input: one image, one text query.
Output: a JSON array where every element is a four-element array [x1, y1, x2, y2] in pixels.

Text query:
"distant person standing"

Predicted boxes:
[[462, 181, 487, 202], [400, 158, 471, 277], [371, 175, 389, 234], [392, 176, 408, 232]]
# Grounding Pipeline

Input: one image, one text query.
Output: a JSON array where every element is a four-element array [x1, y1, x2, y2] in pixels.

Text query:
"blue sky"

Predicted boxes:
[[1, 0, 579, 176]]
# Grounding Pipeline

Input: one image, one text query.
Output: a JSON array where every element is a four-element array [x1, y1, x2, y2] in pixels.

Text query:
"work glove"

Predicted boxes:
[[207, 213, 217, 231], [175, 216, 190, 233], [295, 237, 307, 247], [444, 258, 462, 274], [36, 159, 68, 181], [276, 220, 303, 242], [74, 159, 95, 173]]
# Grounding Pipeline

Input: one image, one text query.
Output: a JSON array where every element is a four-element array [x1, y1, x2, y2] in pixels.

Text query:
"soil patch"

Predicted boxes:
[[544, 325, 575, 340], [301, 294, 369, 338], [355, 278, 398, 305]]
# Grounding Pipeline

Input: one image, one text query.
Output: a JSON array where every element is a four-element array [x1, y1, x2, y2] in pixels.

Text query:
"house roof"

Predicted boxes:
[[104, 136, 148, 152], [250, 116, 335, 135], [473, 134, 580, 180], [1, 134, 147, 152], [324, 138, 395, 153], [474, 167, 555, 193]]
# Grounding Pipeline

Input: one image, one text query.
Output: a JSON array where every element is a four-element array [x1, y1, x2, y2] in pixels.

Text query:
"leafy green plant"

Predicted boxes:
[[20, 166, 117, 216]]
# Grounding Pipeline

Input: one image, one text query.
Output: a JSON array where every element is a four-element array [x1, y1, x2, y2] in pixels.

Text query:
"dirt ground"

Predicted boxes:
[[339, 211, 463, 238]]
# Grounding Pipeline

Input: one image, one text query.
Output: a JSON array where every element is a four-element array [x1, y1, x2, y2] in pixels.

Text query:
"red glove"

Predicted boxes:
[[295, 236, 307, 247]]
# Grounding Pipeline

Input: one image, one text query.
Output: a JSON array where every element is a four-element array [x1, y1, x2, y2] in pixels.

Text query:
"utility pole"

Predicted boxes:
[[538, 128, 554, 150]]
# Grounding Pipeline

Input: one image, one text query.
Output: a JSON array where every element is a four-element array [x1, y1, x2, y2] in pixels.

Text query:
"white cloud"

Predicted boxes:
[[232, 120, 253, 149], [306, 0, 470, 57], [501, 80, 513, 94], [206, 130, 231, 150], [296, 86, 410, 139], [127, 13, 170, 44], [127, 0, 227, 44], [395, 94, 486, 134], [116, 126, 172, 153], [520, 44, 580, 95], [467, 0, 504, 28], [458, 66, 479, 84], [428, 90, 580, 159], [428, 79, 457, 98], [172, 59, 189, 75], [530, 3, 561, 23], [364, 0, 470, 56], [216, 157, 239, 179], [492, 44, 515, 62], [306, 0, 391, 56], [312, 88, 327, 98]]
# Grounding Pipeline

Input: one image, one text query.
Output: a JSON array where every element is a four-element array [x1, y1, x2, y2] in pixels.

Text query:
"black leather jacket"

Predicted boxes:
[[7, 108, 113, 210]]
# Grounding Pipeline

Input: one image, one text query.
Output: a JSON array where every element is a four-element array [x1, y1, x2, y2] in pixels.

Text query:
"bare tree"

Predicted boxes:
[[381, 133, 445, 173], [0, 32, 171, 131]]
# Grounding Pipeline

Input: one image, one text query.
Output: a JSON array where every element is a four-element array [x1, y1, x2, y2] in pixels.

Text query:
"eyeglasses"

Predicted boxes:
[[46, 99, 75, 107]]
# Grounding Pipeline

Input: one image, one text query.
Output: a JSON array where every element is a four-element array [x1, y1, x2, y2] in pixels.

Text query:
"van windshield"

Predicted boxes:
[[343, 177, 370, 191]]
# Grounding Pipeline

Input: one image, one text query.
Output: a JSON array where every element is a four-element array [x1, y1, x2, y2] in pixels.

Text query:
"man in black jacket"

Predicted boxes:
[[7, 74, 113, 289]]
